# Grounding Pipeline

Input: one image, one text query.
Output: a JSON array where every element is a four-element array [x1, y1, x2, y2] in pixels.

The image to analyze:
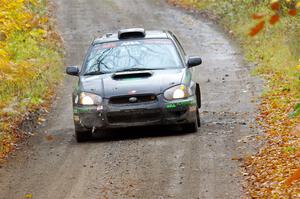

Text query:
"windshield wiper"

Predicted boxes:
[[84, 71, 105, 76]]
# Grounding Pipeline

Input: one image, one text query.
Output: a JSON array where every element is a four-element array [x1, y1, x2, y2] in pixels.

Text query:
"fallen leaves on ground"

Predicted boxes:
[[167, 0, 300, 198], [243, 77, 300, 198], [45, 134, 54, 142], [286, 168, 300, 186]]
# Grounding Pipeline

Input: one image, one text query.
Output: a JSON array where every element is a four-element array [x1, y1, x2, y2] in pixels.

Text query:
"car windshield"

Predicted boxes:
[[83, 39, 182, 75]]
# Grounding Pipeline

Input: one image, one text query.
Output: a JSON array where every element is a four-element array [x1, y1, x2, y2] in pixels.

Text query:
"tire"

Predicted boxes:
[[196, 83, 201, 108], [196, 108, 201, 127], [75, 130, 92, 142], [182, 107, 200, 133], [182, 121, 197, 133], [74, 122, 92, 142]]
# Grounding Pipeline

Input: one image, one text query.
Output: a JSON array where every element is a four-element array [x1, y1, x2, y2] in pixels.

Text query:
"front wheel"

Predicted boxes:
[[182, 108, 200, 133], [75, 130, 92, 142], [196, 108, 201, 127], [74, 123, 92, 142], [182, 121, 198, 133]]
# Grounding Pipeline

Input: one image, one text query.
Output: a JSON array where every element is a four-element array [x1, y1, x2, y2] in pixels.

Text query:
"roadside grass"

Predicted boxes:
[[0, 0, 63, 160], [168, 0, 300, 197]]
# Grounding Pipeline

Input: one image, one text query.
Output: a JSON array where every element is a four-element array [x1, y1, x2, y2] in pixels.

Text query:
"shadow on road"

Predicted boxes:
[[84, 125, 195, 143]]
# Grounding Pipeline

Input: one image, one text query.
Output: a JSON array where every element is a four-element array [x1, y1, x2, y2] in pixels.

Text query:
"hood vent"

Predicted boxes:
[[112, 71, 152, 80]]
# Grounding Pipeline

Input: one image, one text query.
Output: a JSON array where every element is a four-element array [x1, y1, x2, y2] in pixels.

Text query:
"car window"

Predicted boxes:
[[83, 39, 183, 74]]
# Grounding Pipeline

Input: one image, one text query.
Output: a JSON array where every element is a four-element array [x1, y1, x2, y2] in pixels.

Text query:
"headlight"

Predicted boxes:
[[78, 92, 102, 105], [164, 85, 193, 100]]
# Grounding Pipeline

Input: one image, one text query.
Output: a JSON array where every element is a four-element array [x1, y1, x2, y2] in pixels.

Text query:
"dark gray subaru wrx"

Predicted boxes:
[[66, 28, 202, 142]]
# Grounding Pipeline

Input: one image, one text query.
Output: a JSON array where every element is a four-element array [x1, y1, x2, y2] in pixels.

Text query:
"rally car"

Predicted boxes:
[[66, 28, 202, 142]]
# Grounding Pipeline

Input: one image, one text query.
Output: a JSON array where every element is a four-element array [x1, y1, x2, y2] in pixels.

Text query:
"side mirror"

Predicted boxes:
[[66, 66, 80, 76], [187, 56, 202, 68]]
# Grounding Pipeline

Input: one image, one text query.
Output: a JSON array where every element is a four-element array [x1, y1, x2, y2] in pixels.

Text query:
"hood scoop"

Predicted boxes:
[[112, 71, 152, 80]]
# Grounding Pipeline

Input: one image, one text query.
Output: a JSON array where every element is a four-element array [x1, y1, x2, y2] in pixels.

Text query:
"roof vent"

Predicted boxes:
[[118, 28, 146, 39]]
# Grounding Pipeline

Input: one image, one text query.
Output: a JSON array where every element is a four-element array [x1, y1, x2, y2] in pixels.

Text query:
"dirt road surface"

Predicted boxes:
[[0, 0, 262, 198]]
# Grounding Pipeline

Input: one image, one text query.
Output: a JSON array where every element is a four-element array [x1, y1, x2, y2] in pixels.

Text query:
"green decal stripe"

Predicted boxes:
[[73, 109, 78, 114], [74, 107, 93, 113], [166, 104, 177, 109], [166, 100, 195, 109]]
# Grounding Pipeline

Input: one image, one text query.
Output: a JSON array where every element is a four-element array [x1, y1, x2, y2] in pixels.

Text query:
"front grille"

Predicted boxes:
[[107, 109, 161, 123], [109, 94, 157, 105]]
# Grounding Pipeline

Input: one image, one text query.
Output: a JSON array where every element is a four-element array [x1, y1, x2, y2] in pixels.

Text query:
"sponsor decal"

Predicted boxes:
[[166, 101, 194, 109], [121, 41, 141, 46]]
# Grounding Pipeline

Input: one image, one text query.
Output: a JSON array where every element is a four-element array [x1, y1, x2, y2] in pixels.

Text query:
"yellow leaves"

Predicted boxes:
[[29, 0, 38, 6], [0, 48, 11, 80], [25, 193, 33, 199], [0, 1, 32, 35], [30, 29, 47, 38], [0, 1, 52, 81], [0, 49, 8, 58], [39, 16, 49, 24], [0, 0, 63, 160]]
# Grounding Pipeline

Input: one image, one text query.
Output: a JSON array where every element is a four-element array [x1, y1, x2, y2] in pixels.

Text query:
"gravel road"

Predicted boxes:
[[0, 0, 262, 198]]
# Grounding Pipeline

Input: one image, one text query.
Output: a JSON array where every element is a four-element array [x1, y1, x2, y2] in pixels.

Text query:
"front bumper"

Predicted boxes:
[[73, 94, 197, 130]]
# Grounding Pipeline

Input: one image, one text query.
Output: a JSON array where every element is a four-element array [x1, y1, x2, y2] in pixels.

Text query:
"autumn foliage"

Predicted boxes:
[[249, 1, 300, 36], [168, 0, 300, 198], [0, 0, 63, 160], [249, 21, 265, 37]]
